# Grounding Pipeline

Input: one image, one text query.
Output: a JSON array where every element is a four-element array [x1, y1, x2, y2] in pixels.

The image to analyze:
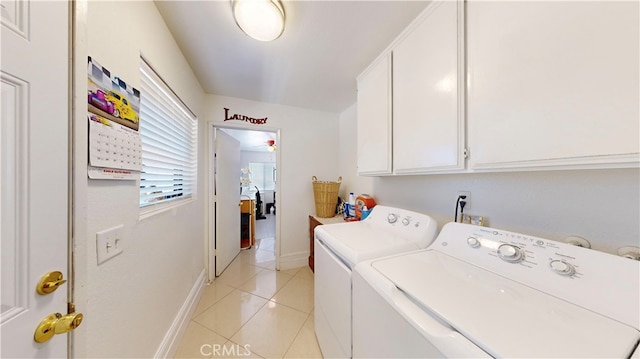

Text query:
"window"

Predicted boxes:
[[249, 162, 276, 191], [138, 59, 197, 209]]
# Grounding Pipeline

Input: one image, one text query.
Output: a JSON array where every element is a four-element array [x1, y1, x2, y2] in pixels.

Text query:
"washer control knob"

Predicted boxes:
[[387, 213, 398, 224], [467, 237, 481, 248], [549, 260, 576, 276], [402, 217, 411, 226], [497, 244, 525, 263]]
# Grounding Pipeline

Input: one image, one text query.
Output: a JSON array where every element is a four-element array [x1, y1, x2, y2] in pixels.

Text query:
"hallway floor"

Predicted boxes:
[[174, 214, 322, 358]]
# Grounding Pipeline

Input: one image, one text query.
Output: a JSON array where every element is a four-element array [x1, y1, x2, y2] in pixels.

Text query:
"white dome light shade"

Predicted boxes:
[[232, 0, 285, 42]]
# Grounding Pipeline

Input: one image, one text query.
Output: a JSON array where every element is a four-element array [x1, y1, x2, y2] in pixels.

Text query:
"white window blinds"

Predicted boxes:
[[139, 59, 197, 208]]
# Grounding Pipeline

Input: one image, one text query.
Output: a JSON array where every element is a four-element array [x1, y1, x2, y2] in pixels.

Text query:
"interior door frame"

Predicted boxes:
[[207, 122, 281, 282]]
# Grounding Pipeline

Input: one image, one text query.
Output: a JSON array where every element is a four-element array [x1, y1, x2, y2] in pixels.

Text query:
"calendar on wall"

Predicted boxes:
[[88, 114, 142, 180], [87, 56, 142, 180]]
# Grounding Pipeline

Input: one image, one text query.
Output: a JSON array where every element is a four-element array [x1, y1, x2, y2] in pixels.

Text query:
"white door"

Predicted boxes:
[[214, 129, 241, 276], [1, 1, 71, 358]]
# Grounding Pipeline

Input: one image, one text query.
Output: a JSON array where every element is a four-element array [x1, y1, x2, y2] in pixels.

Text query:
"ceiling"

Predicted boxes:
[[155, 0, 430, 114], [219, 128, 277, 152]]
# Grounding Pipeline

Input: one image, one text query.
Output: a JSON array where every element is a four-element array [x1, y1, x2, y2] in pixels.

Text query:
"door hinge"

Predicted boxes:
[[463, 148, 470, 159], [68, 302, 76, 314]]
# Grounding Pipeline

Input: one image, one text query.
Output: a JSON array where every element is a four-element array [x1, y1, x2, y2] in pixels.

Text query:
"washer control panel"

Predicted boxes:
[[461, 230, 585, 279], [432, 222, 640, 331], [363, 205, 438, 248], [497, 243, 525, 263], [549, 259, 576, 276], [385, 213, 415, 227]]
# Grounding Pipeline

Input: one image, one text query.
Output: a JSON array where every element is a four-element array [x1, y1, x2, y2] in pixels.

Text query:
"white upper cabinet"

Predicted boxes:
[[356, 0, 464, 176], [467, 1, 640, 170], [393, 0, 465, 174], [357, 53, 392, 175]]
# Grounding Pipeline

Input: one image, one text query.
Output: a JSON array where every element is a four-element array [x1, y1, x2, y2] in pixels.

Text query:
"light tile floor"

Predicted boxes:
[[174, 214, 322, 359]]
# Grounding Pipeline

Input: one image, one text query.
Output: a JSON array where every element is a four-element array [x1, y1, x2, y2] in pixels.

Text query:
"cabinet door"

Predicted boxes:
[[393, 0, 464, 174], [467, 1, 639, 170], [357, 53, 392, 175]]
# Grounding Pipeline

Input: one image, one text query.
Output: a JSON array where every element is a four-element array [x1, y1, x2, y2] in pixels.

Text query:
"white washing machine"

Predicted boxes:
[[314, 205, 438, 359], [353, 222, 640, 358]]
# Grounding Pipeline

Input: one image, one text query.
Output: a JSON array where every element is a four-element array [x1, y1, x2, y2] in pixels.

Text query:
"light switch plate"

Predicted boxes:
[[96, 225, 124, 264]]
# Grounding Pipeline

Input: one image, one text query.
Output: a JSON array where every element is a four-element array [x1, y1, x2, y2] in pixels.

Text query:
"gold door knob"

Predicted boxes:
[[36, 271, 67, 295], [34, 312, 84, 343], [54, 312, 83, 334]]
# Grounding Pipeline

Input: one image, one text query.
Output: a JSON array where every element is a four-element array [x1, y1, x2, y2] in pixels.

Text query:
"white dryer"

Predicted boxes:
[[353, 222, 640, 358], [314, 205, 438, 359]]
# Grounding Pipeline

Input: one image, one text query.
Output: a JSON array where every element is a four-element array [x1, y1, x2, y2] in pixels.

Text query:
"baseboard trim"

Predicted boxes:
[[278, 251, 309, 270], [154, 269, 206, 359]]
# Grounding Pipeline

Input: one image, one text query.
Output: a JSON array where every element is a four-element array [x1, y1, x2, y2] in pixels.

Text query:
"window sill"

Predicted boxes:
[[139, 197, 195, 222]]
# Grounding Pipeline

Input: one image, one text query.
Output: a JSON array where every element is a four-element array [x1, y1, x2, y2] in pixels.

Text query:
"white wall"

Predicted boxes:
[[74, 1, 206, 357], [206, 95, 339, 268], [339, 103, 374, 198], [339, 105, 640, 255], [241, 151, 276, 169]]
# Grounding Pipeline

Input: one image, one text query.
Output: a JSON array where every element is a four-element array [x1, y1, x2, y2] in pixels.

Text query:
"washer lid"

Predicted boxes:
[[370, 250, 640, 358], [315, 222, 420, 268]]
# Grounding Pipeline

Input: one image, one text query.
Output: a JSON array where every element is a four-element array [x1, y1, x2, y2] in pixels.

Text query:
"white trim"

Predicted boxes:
[[207, 121, 282, 278], [470, 153, 640, 172], [206, 124, 215, 282], [154, 269, 206, 359], [138, 196, 195, 222], [71, 2, 89, 356]]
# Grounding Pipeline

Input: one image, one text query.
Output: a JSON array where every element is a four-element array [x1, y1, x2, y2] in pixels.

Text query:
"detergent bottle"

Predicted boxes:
[[348, 192, 356, 218]]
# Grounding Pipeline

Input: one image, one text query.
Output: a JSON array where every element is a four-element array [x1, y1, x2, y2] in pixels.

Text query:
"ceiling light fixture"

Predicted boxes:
[[267, 139, 277, 152], [232, 0, 285, 42]]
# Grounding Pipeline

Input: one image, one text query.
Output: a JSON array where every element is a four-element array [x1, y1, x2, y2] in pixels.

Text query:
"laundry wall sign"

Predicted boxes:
[[224, 108, 268, 125]]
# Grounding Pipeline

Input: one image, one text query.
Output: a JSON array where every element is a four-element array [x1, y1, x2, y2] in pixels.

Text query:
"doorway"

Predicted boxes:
[[208, 125, 280, 280]]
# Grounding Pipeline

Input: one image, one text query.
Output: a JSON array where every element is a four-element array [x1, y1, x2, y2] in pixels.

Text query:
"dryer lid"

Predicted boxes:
[[370, 250, 640, 358], [316, 222, 420, 268]]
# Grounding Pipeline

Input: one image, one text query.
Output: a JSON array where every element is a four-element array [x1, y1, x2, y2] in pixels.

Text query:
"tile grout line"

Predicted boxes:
[[191, 283, 235, 319], [282, 311, 314, 358], [178, 216, 320, 359]]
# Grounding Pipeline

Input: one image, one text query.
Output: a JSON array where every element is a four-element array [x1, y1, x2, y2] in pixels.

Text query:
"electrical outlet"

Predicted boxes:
[[96, 225, 124, 265], [457, 191, 471, 211], [461, 214, 485, 226]]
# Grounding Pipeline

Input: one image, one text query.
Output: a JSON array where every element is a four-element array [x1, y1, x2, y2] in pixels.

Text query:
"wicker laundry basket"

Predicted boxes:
[[312, 176, 342, 218]]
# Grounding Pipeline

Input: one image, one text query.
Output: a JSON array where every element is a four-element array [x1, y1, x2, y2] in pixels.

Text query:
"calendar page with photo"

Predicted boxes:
[[87, 56, 142, 180]]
